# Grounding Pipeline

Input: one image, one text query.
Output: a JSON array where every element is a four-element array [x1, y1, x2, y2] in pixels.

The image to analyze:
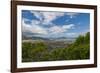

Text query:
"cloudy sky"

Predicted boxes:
[[22, 10, 90, 38]]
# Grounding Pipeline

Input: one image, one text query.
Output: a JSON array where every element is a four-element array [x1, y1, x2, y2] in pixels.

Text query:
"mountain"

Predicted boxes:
[[22, 35, 49, 40], [22, 34, 76, 41]]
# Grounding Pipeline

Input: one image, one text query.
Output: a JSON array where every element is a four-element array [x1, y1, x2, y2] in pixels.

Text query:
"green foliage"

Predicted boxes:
[[22, 32, 90, 62], [74, 35, 84, 46], [84, 32, 90, 43]]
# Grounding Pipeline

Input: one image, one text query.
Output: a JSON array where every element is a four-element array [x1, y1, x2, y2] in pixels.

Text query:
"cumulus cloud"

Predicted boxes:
[[22, 19, 47, 35], [66, 12, 78, 18], [49, 24, 75, 34], [22, 11, 79, 38], [30, 11, 43, 21], [65, 33, 76, 36], [22, 19, 32, 32], [31, 20, 40, 25], [62, 24, 75, 29], [30, 11, 65, 25], [42, 12, 65, 24], [22, 18, 75, 37], [50, 26, 65, 34]]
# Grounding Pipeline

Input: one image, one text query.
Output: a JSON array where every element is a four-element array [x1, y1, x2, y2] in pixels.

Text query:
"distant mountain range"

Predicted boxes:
[[22, 36, 49, 40], [22, 35, 76, 41]]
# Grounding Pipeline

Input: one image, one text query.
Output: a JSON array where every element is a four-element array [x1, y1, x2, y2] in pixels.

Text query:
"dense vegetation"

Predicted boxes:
[[22, 32, 90, 62]]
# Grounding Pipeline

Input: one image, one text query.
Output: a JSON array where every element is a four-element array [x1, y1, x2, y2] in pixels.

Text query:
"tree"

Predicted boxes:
[[84, 32, 90, 43], [74, 35, 84, 46]]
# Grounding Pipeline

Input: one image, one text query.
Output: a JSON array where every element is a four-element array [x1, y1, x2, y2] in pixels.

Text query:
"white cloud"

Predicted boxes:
[[22, 11, 77, 37], [50, 26, 65, 34], [30, 11, 43, 21], [31, 25, 47, 34], [22, 18, 75, 36], [22, 19, 32, 32], [31, 20, 40, 25], [49, 24, 75, 34], [41, 12, 65, 24], [66, 33, 76, 36], [62, 24, 75, 29], [30, 11, 65, 25], [66, 12, 78, 18], [22, 19, 47, 35]]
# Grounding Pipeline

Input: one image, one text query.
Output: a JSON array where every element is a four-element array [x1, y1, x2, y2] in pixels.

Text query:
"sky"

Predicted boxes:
[[22, 10, 90, 38]]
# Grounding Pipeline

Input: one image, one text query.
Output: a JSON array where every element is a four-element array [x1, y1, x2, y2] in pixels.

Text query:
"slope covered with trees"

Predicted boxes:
[[22, 32, 90, 62]]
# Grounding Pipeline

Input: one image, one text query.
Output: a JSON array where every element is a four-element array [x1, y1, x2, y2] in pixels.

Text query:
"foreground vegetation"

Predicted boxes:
[[22, 32, 90, 62]]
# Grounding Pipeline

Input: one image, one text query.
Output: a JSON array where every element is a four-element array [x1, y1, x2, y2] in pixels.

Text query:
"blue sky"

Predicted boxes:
[[22, 10, 90, 38]]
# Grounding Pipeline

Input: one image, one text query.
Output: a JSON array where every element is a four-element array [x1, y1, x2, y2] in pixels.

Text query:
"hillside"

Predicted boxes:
[[22, 32, 90, 62]]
